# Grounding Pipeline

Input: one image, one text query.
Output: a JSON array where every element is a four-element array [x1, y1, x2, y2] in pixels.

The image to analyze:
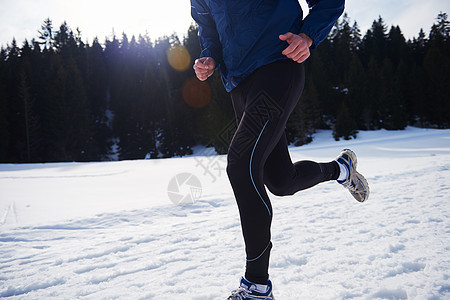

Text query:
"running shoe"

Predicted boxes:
[[227, 277, 275, 300], [336, 149, 370, 202]]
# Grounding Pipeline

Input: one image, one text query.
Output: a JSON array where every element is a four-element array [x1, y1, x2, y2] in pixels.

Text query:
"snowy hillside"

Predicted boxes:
[[1, 127, 449, 299]]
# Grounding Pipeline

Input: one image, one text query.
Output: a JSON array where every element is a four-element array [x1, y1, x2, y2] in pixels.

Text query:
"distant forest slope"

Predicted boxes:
[[0, 13, 449, 163]]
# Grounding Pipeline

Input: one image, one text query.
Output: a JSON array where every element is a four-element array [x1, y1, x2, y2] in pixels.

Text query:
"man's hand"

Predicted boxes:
[[279, 32, 313, 64], [193, 57, 216, 81]]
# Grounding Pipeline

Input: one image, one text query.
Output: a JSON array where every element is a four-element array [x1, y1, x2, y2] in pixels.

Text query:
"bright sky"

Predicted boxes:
[[0, 0, 449, 48]]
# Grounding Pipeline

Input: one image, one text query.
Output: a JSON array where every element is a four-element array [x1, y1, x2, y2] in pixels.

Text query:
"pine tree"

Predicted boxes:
[[408, 28, 428, 126], [3, 38, 25, 162], [363, 57, 381, 129], [409, 64, 426, 126], [19, 69, 41, 162], [112, 63, 139, 159], [424, 47, 450, 127], [44, 54, 92, 161], [361, 16, 388, 65], [423, 12, 450, 127], [350, 21, 362, 52], [429, 12, 450, 49], [86, 38, 112, 159], [334, 100, 357, 140], [183, 24, 201, 60], [287, 79, 320, 145], [330, 13, 353, 75], [306, 51, 334, 124], [140, 58, 159, 159], [410, 29, 428, 64], [6, 38, 20, 59], [105, 34, 126, 158], [38, 18, 54, 51], [378, 58, 407, 130], [0, 57, 9, 161], [396, 59, 412, 126], [346, 54, 367, 129], [53, 22, 73, 51], [387, 25, 408, 69]]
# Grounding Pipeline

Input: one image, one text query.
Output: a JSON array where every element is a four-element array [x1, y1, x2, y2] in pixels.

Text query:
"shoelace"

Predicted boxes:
[[341, 176, 357, 191], [344, 176, 367, 198], [229, 287, 250, 300]]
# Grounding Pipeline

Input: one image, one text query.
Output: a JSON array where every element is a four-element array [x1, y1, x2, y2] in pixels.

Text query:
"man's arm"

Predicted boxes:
[[191, 0, 223, 67], [279, 0, 344, 63], [301, 0, 345, 48]]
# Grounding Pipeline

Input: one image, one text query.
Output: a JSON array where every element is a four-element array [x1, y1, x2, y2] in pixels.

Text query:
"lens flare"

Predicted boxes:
[[182, 77, 212, 108], [167, 45, 191, 72]]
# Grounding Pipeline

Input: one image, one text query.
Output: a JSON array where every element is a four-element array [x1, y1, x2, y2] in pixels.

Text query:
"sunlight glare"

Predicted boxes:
[[182, 77, 211, 108], [65, 0, 192, 41], [167, 45, 191, 72]]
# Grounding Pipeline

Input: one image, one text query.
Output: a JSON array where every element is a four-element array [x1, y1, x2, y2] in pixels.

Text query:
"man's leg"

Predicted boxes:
[[264, 132, 340, 196], [227, 60, 305, 284]]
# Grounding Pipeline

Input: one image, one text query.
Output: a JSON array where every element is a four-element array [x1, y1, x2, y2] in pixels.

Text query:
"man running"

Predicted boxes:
[[191, 0, 369, 298]]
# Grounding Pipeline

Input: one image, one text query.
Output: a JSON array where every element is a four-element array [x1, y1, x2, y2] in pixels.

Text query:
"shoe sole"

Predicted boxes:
[[351, 170, 370, 202]]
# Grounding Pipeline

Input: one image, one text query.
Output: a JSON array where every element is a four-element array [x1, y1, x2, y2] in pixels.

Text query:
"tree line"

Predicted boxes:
[[0, 13, 449, 163]]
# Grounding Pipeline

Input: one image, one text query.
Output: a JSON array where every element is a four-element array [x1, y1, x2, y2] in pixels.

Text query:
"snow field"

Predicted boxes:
[[0, 127, 449, 299]]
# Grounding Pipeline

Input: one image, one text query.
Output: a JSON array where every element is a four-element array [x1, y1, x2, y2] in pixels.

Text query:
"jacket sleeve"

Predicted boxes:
[[301, 0, 345, 48], [191, 0, 223, 65]]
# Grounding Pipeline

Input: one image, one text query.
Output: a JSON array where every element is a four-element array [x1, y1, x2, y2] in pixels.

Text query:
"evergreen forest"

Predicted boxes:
[[0, 13, 449, 163]]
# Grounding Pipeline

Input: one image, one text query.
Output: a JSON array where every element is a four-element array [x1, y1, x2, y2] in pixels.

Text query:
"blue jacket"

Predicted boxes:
[[191, 0, 345, 92]]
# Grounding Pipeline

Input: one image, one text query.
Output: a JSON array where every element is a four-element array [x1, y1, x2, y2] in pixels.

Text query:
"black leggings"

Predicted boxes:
[[227, 59, 339, 284]]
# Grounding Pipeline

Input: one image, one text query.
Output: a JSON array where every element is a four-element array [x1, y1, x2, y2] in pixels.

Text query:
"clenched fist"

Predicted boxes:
[[193, 57, 216, 81]]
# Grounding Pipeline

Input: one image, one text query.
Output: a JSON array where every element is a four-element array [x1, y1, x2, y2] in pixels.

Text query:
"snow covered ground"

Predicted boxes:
[[1, 127, 449, 299]]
